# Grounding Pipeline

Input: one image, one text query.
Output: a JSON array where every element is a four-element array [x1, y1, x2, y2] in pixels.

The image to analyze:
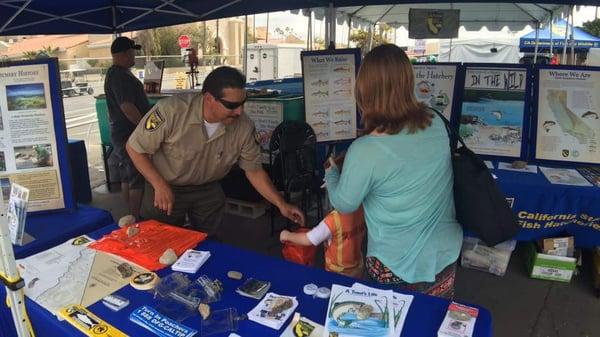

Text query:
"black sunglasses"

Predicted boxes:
[[216, 95, 247, 110]]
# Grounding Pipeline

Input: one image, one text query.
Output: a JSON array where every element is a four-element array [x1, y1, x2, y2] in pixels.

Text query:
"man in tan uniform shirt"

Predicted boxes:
[[127, 67, 304, 235]]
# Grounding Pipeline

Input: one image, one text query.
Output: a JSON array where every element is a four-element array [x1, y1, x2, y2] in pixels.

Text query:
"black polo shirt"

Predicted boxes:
[[104, 65, 150, 144]]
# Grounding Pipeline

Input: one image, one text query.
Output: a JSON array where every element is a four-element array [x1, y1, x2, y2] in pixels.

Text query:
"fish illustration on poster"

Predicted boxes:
[[535, 67, 600, 164], [459, 66, 528, 158], [302, 49, 359, 143], [413, 64, 457, 119]]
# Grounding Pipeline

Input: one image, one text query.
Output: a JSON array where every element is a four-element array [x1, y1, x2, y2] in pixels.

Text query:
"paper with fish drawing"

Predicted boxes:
[[459, 67, 528, 158], [351, 283, 414, 337], [325, 283, 397, 337], [535, 69, 600, 164], [17, 235, 146, 316], [413, 64, 458, 119], [302, 51, 358, 142], [540, 167, 592, 186]]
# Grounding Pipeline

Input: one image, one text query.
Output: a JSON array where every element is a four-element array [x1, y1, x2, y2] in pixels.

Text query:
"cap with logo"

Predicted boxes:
[[111, 37, 142, 54]]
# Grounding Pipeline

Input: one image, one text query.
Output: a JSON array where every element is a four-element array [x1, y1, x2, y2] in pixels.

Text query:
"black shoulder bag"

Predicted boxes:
[[433, 109, 520, 246]]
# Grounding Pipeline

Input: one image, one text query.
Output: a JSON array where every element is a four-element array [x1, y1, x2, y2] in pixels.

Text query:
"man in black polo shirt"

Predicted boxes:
[[104, 37, 150, 219]]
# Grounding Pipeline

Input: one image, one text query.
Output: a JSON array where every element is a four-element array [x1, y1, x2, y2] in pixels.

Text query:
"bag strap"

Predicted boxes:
[[430, 108, 468, 151]]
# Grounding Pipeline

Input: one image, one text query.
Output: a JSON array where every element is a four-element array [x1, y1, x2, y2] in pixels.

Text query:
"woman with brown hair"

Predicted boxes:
[[324, 44, 463, 299]]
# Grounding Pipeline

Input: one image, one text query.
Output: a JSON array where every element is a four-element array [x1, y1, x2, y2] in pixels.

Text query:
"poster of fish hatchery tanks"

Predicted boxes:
[[302, 52, 357, 142], [459, 66, 528, 158], [413, 64, 457, 119], [535, 68, 600, 164]]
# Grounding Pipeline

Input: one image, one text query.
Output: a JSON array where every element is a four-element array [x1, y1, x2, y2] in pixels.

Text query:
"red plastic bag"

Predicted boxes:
[[281, 227, 317, 266]]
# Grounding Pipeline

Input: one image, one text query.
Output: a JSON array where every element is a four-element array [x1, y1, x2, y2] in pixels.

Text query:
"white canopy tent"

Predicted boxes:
[[438, 38, 522, 62]]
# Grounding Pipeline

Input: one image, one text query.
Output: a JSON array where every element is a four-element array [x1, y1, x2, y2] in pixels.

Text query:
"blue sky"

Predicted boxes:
[[6, 83, 44, 97]]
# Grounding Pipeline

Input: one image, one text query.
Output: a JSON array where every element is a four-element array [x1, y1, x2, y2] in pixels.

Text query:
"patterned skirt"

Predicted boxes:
[[365, 256, 457, 299]]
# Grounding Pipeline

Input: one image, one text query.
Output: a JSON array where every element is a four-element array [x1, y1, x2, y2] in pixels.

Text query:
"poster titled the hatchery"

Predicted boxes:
[[413, 64, 457, 119], [302, 49, 359, 143], [459, 66, 528, 158], [535, 68, 600, 164], [0, 63, 65, 211]]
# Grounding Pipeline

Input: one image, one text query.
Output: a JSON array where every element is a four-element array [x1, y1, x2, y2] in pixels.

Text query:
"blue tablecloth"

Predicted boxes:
[[494, 164, 600, 248], [5, 224, 492, 337]]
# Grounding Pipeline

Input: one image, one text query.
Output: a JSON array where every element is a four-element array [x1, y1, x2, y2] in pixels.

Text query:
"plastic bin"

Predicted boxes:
[[460, 237, 516, 276], [281, 227, 317, 267]]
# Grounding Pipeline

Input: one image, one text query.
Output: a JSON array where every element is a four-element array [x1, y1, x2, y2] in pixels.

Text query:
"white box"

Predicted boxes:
[[245, 44, 304, 81]]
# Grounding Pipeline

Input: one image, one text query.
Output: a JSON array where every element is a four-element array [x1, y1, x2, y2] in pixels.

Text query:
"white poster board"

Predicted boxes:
[[244, 100, 283, 163], [413, 64, 457, 119], [535, 68, 600, 164], [459, 66, 528, 158], [302, 50, 359, 143], [0, 62, 66, 211]]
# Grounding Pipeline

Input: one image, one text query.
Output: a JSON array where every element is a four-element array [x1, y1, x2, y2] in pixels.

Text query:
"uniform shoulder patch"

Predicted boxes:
[[145, 108, 164, 131]]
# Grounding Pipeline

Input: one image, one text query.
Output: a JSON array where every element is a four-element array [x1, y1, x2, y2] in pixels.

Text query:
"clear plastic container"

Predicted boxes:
[[201, 308, 241, 336], [460, 237, 516, 276]]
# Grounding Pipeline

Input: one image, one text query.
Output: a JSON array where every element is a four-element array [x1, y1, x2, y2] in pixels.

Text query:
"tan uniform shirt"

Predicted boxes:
[[128, 93, 262, 186]]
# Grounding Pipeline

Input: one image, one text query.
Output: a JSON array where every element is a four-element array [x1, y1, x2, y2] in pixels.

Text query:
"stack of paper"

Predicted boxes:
[[248, 293, 299, 330], [324, 282, 414, 337], [129, 306, 197, 337], [171, 249, 211, 273]]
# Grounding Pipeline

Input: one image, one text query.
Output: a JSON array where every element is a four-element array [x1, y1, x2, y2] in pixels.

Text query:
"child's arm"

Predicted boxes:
[[280, 230, 313, 246], [280, 221, 332, 246]]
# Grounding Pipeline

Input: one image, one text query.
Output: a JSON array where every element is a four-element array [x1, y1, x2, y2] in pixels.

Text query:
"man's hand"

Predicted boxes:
[[153, 182, 174, 215], [279, 203, 305, 226]]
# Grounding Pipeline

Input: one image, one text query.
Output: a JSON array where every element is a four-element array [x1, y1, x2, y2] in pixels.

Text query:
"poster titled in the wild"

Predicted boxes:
[[459, 66, 529, 158], [535, 67, 600, 164]]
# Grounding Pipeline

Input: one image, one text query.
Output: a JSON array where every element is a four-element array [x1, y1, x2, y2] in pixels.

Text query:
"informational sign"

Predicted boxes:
[[459, 65, 530, 159], [534, 66, 600, 164], [244, 100, 283, 163], [301, 48, 360, 143], [413, 64, 458, 119], [143, 60, 165, 94], [409, 9, 460, 39], [0, 59, 72, 212], [178, 35, 191, 49]]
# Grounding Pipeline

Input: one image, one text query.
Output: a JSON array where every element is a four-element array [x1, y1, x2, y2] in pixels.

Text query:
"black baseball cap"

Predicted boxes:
[[111, 37, 141, 54]]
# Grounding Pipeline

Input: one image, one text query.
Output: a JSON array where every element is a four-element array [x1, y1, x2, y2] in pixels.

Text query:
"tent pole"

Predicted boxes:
[[308, 9, 312, 50], [368, 24, 374, 52], [243, 15, 248, 75], [549, 14, 553, 56], [266, 13, 269, 43], [449, 38, 453, 62], [329, 3, 335, 48], [562, 7, 569, 64], [347, 15, 352, 48], [569, 6, 575, 64], [533, 21, 540, 63]]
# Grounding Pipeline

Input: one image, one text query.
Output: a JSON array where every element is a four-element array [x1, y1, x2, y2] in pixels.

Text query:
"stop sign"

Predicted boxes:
[[178, 35, 191, 49]]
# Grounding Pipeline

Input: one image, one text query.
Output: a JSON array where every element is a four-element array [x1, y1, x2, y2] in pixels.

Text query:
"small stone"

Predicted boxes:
[[159, 248, 178, 265], [126, 226, 140, 237], [118, 215, 136, 227], [227, 270, 243, 280], [511, 160, 528, 169], [198, 303, 210, 320]]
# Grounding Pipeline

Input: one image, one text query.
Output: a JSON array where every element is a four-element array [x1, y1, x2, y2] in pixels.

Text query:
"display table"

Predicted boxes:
[[493, 164, 600, 248], [6, 223, 492, 337]]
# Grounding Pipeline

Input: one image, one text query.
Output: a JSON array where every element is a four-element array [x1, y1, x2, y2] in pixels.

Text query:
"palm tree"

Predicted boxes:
[[38, 46, 60, 57], [22, 50, 39, 59]]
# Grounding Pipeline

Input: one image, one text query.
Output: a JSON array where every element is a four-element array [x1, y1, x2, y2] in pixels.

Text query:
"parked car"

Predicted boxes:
[[61, 80, 94, 97]]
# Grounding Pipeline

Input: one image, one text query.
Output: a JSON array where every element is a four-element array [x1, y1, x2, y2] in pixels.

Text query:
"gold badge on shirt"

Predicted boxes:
[[145, 109, 164, 131]]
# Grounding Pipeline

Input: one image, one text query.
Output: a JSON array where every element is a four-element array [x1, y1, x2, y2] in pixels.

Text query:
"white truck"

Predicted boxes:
[[245, 43, 304, 82]]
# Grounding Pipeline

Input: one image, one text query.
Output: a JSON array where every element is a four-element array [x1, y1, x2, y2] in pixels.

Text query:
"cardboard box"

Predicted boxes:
[[538, 236, 574, 257], [461, 237, 516, 276], [526, 243, 576, 283]]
